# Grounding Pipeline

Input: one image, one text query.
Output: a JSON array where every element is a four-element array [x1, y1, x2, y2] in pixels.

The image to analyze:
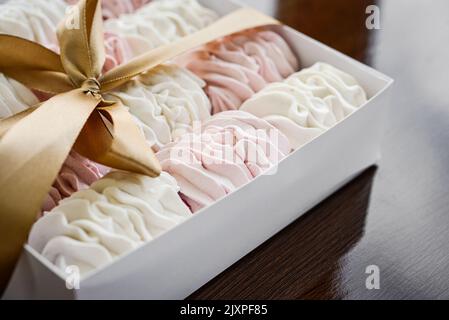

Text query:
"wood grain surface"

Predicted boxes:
[[190, 0, 449, 300]]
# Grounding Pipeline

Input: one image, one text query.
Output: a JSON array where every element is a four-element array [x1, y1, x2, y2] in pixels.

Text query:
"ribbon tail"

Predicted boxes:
[[0, 35, 72, 94], [0, 89, 101, 294], [74, 101, 161, 177], [0, 106, 39, 139]]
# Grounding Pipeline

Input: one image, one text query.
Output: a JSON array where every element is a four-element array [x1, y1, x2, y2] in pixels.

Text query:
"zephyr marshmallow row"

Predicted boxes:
[[28, 61, 367, 275], [29, 109, 291, 275], [0, 0, 368, 275]]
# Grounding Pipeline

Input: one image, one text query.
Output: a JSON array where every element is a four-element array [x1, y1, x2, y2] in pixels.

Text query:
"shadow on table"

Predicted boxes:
[[190, 166, 377, 300], [276, 0, 379, 64], [190, 0, 382, 300]]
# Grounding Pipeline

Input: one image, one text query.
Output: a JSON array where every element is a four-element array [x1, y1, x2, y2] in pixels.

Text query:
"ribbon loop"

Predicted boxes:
[[58, 0, 105, 87], [0, 35, 73, 94]]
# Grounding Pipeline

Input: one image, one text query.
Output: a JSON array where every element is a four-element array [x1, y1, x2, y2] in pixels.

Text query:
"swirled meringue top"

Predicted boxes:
[[105, 64, 211, 149], [104, 0, 219, 57], [30, 171, 191, 275], [157, 111, 291, 212], [104, 0, 151, 19], [0, 74, 39, 119], [0, 0, 66, 50], [66, 0, 151, 20], [42, 151, 110, 213], [103, 32, 135, 72], [240, 63, 368, 149], [176, 30, 299, 114]]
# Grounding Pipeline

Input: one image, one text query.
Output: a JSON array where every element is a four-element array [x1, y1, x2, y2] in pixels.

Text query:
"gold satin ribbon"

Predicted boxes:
[[0, 0, 279, 293]]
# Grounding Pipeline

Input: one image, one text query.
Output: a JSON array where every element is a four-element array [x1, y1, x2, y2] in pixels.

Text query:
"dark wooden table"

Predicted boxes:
[[190, 0, 449, 300]]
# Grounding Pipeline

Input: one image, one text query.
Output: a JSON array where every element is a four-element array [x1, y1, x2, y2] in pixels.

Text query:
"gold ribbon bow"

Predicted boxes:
[[0, 0, 279, 293]]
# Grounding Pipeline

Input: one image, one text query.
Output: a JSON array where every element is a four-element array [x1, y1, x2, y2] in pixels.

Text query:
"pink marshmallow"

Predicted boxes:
[[156, 111, 291, 212], [41, 151, 109, 214], [176, 30, 299, 114]]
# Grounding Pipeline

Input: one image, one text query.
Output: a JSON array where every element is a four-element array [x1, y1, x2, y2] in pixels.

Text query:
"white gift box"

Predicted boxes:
[[3, 0, 393, 300]]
